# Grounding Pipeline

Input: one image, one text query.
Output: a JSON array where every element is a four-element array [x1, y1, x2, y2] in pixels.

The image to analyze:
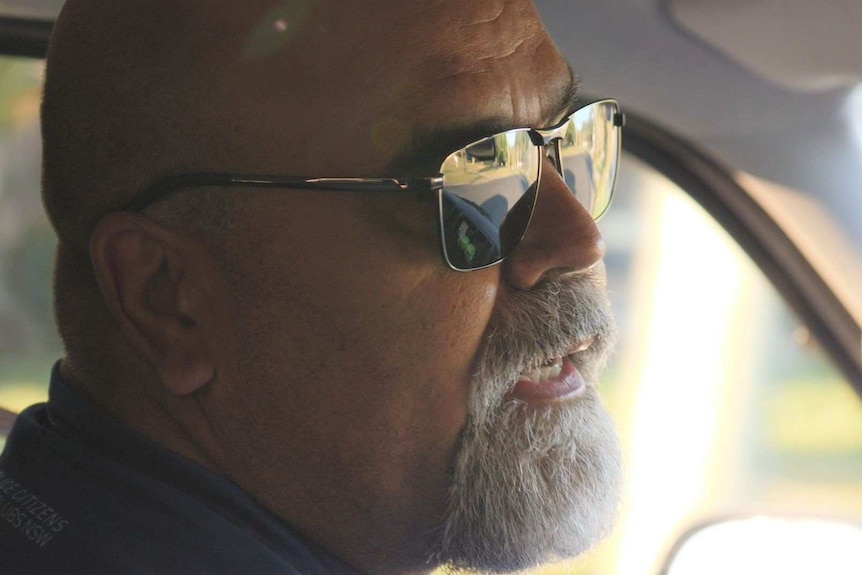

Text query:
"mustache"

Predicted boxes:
[[476, 268, 617, 400]]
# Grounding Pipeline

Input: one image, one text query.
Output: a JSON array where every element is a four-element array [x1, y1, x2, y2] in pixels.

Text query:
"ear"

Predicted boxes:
[[89, 212, 220, 396]]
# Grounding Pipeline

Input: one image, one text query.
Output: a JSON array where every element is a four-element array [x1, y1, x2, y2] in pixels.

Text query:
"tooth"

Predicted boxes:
[[519, 367, 541, 382], [519, 356, 568, 383], [545, 363, 562, 380]]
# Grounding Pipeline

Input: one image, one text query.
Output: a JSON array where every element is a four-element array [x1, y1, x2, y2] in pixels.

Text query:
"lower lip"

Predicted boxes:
[[508, 356, 586, 403]]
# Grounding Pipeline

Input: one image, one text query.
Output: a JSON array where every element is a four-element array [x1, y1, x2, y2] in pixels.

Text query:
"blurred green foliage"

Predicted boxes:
[[766, 378, 862, 453], [0, 58, 42, 131], [0, 56, 60, 410], [5, 225, 59, 349]]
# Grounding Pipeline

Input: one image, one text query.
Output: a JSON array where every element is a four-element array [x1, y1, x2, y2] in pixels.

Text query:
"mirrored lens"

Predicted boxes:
[[557, 100, 620, 220], [439, 129, 539, 270], [437, 100, 621, 271]]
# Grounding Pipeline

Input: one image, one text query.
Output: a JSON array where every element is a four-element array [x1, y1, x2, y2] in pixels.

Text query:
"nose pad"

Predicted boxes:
[[502, 156, 605, 290]]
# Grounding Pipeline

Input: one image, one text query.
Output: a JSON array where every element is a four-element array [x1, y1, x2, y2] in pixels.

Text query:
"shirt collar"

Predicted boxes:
[[45, 362, 364, 575]]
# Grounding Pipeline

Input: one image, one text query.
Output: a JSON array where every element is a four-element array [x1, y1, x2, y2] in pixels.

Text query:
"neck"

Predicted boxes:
[[59, 358, 226, 474]]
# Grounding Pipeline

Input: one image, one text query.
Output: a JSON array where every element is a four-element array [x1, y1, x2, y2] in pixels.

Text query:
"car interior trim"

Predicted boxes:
[[0, 17, 51, 58]]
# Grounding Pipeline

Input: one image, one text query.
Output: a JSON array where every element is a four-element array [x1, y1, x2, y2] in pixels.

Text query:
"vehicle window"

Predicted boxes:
[[530, 153, 862, 575], [0, 56, 58, 445]]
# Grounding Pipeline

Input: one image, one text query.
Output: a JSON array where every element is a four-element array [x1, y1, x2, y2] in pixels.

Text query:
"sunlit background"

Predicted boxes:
[[2, 55, 862, 575], [585, 156, 862, 575], [0, 57, 57, 429]]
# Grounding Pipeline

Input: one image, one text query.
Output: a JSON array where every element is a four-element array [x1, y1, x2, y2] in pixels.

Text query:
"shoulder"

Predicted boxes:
[[0, 405, 305, 575]]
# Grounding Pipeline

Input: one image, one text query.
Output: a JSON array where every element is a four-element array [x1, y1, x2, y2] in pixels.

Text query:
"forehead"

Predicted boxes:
[[214, 0, 574, 174]]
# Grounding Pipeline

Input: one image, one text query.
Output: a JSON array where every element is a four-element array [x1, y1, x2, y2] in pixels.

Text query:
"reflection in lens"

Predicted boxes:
[[440, 129, 538, 270], [499, 183, 538, 256], [558, 101, 619, 220]]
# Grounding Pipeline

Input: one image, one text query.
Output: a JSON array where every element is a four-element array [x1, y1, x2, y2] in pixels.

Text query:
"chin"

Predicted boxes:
[[432, 385, 622, 573]]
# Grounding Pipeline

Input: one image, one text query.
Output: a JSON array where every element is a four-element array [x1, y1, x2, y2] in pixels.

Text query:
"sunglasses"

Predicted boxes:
[[125, 99, 623, 271]]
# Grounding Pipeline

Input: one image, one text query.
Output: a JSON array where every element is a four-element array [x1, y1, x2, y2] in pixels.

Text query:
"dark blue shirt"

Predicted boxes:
[[0, 365, 363, 575]]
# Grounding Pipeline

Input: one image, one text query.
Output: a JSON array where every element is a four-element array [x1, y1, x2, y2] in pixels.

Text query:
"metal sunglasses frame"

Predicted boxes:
[[124, 98, 623, 272]]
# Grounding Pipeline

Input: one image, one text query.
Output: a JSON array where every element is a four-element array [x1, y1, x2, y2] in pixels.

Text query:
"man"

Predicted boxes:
[[0, 0, 622, 573]]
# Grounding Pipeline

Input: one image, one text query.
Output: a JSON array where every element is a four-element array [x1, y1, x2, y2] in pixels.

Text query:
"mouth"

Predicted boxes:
[[508, 336, 597, 404]]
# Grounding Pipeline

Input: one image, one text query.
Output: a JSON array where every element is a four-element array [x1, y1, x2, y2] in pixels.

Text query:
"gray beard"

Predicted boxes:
[[433, 271, 623, 572]]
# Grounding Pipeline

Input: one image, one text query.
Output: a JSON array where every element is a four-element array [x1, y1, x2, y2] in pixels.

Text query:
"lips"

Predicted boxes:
[[508, 337, 597, 403]]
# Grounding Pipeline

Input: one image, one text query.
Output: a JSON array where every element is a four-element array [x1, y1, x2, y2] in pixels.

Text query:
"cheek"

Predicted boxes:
[[326, 269, 498, 449], [333, 271, 498, 513], [229, 202, 500, 483]]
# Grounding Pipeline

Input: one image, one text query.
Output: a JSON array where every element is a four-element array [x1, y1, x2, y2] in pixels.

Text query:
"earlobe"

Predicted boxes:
[[90, 213, 216, 396]]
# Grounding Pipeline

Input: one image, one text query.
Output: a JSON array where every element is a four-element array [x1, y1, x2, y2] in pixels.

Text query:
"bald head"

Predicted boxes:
[[42, 0, 570, 249]]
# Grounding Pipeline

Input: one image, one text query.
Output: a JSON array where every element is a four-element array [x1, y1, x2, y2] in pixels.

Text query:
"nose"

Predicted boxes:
[[502, 157, 606, 290]]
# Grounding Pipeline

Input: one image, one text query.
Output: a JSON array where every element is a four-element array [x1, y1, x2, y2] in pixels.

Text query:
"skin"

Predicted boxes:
[[51, 1, 606, 573]]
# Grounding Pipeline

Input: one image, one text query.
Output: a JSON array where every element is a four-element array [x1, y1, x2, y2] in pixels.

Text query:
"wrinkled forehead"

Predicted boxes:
[[206, 0, 573, 174]]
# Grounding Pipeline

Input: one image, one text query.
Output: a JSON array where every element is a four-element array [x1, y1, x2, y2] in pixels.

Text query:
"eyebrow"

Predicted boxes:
[[386, 64, 582, 176]]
